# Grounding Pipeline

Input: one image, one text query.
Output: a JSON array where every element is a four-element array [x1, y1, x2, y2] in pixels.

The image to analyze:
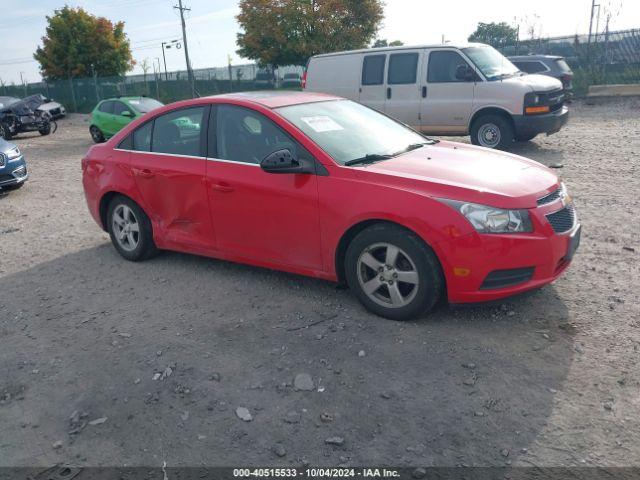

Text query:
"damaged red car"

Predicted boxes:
[[82, 92, 580, 320]]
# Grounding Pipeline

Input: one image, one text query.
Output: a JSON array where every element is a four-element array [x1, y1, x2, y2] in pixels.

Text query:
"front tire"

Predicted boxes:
[[0, 123, 12, 140], [470, 114, 514, 150], [345, 224, 443, 320], [107, 195, 158, 261]]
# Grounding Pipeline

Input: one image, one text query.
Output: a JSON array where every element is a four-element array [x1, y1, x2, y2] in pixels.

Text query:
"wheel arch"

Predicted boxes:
[[469, 107, 515, 131], [99, 191, 149, 232], [334, 218, 446, 293]]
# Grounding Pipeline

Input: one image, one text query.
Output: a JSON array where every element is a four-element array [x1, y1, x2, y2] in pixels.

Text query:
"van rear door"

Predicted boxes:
[[384, 50, 423, 129], [420, 49, 476, 134], [359, 53, 387, 113]]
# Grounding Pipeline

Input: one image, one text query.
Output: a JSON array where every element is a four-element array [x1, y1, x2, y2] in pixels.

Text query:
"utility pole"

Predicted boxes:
[[20, 72, 26, 96], [587, 0, 600, 48], [161, 40, 178, 81], [174, 0, 196, 98]]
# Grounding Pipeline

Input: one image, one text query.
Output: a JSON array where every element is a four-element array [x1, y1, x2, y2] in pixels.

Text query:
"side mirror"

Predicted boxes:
[[121, 110, 132, 117], [260, 148, 311, 174], [455, 65, 476, 82]]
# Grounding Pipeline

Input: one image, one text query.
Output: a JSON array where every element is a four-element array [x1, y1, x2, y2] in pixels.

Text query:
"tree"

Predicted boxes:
[[236, 0, 384, 67], [372, 39, 404, 48], [34, 6, 134, 80], [468, 22, 518, 48]]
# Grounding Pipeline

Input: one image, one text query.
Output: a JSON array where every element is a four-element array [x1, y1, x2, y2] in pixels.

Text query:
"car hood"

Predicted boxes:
[[359, 141, 558, 208], [38, 101, 63, 110], [504, 73, 562, 92]]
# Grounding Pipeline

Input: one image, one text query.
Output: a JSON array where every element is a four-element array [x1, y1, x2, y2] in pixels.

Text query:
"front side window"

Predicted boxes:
[[428, 51, 473, 83], [387, 53, 418, 85], [214, 104, 297, 164], [113, 101, 132, 116], [362, 55, 386, 85], [151, 107, 205, 156], [513, 61, 547, 74], [277, 100, 427, 166]]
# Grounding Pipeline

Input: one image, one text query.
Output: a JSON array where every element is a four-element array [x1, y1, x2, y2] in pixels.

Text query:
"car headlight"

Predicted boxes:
[[440, 199, 533, 233], [6, 146, 21, 160]]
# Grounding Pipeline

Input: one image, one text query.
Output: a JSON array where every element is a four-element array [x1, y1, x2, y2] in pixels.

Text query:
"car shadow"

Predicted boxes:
[[0, 244, 575, 466]]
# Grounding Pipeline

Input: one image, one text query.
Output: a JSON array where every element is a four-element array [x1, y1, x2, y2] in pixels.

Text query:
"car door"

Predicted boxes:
[[384, 50, 422, 129], [420, 49, 476, 134], [206, 104, 322, 270], [358, 53, 387, 113], [111, 101, 134, 134], [127, 105, 215, 249]]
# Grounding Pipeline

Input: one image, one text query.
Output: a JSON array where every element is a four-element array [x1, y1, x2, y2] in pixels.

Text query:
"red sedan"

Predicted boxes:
[[82, 92, 580, 320]]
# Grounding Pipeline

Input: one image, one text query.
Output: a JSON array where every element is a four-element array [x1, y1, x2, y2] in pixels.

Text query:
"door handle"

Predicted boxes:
[[422, 86, 427, 98], [386, 87, 392, 99], [213, 182, 234, 193], [132, 168, 155, 179]]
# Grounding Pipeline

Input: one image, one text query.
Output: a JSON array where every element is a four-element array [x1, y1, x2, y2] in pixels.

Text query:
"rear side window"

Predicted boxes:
[[427, 51, 471, 82], [151, 106, 205, 157], [388, 53, 418, 84], [362, 55, 386, 85], [554, 59, 571, 73], [513, 61, 548, 74], [98, 101, 114, 114], [133, 122, 152, 152]]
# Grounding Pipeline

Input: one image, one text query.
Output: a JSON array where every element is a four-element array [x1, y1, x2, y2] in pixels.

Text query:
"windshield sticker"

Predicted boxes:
[[301, 116, 344, 133]]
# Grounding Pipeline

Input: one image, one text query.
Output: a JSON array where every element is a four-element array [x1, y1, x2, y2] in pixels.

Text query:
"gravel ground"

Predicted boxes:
[[0, 100, 639, 468]]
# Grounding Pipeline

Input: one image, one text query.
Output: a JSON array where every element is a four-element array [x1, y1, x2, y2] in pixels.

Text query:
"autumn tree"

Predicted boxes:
[[34, 6, 134, 80], [236, 0, 384, 67], [468, 22, 518, 48]]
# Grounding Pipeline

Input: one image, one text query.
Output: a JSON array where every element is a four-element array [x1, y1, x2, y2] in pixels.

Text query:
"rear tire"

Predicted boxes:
[[107, 195, 158, 261], [470, 114, 514, 150], [39, 124, 51, 136], [90, 125, 105, 143], [345, 224, 443, 321], [0, 123, 12, 140]]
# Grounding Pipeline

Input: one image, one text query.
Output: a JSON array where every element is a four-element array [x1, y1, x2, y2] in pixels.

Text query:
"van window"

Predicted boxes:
[[362, 55, 386, 85], [387, 53, 418, 84], [513, 61, 547, 74], [428, 51, 471, 83]]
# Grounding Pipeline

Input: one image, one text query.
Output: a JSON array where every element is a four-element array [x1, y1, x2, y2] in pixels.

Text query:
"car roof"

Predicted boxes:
[[311, 42, 487, 59], [206, 91, 341, 109], [102, 96, 153, 102]]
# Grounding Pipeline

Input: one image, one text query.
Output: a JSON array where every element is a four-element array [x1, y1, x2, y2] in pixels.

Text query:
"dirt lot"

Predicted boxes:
[[0, 100, 639, 469]]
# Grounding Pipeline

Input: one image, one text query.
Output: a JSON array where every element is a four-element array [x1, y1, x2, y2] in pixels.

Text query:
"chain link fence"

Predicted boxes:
[[1, 64, 304, 114]]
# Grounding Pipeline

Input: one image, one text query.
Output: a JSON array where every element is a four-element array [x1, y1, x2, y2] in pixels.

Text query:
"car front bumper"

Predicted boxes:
[[437, 201, 580, 304], [513, 105, 569, 137], [0, 155, 28, 188]]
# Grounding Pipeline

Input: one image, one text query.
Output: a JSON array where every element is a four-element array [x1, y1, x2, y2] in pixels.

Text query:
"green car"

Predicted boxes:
[[89, 96, 164, 143]]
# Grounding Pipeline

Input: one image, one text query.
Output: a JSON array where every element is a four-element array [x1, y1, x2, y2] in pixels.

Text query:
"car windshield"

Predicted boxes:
[[277, 99, 431, 166], [127, 98, 164, 113], [463, 46, 520, 80]]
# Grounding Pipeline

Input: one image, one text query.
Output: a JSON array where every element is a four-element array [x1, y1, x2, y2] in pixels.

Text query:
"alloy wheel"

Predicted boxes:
[[356, 242, 420, 308], [112, 204, 140, 252]]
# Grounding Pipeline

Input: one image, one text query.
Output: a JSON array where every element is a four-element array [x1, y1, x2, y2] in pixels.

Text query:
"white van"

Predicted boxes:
[[303, 43, 568, 149]]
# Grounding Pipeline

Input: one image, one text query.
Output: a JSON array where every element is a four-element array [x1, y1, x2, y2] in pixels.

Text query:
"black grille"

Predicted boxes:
[[537, 188, 561, 206], [480, 267, 535, 290], [49, 108, 61, 116], [546, 206, 575, 233], [0, 153, 5, 168]]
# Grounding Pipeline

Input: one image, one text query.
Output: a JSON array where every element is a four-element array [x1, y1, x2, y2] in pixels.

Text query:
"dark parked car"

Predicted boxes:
[[254, 69, 275, 89], [0, 137, 28, 192], [281, 72, 302, 88], [0, 97, 52, 140], [509, 55, 574, 93]]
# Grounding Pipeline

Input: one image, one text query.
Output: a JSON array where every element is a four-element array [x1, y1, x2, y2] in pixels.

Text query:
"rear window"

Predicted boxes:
[[387, 53, 418, 85], [554, 59, 572, 73], [361, 55, 386, 85]]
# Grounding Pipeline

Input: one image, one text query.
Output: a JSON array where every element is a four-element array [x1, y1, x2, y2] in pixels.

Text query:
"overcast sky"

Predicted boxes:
[[0, 0, 636, 85]]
